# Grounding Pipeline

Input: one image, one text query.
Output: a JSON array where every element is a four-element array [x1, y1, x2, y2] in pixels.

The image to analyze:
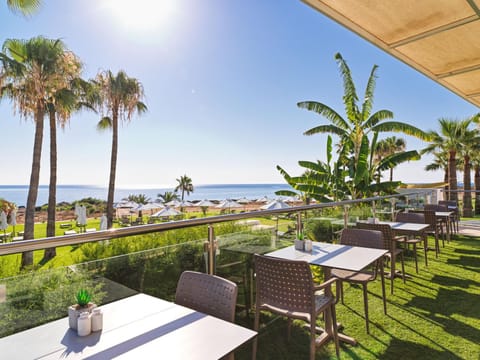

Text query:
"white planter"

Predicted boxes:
[[294, 239, 305, 250], [68, 303, 96, 330]]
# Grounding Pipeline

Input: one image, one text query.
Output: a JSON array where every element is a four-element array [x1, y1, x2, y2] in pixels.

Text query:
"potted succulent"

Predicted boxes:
[[294, 231, 305, 250], [68, 289, 96, 330]]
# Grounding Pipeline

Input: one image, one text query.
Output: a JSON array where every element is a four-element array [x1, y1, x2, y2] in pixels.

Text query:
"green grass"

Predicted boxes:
[[236, 234, 480, 359]]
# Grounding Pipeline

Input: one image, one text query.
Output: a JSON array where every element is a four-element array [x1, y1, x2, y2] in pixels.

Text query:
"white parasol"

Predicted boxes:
[[10, 209, 17, 235], [260, 200, 291, 210], [99, 214, 108, 231], [0, 211, 8, 238], [152, 207, 183, 218]]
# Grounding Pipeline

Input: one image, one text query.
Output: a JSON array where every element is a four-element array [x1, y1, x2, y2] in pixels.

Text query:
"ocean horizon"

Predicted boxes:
[[0, 184, 293, 207]]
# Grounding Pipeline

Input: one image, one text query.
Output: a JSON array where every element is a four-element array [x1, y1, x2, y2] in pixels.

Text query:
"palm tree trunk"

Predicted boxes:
[[448, 150, 458, 201], [106, 111, 119, 229], [463, 155, 473, 217], [22, 102, 44, 268], [44, 108, 57, 260], [475, 165, 480, 215], [390, 168, 394, 182]]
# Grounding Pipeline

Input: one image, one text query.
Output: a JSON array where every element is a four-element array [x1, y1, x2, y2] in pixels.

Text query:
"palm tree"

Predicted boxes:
[[95, 70, 147, 229], [0, 36, 70, 267], [458, 122, 480, 217], [6, 0, 41, 16], [44, 53, 85, 261], [298, 53, 429, 169], [124, 194, 150, 205], [375, 136, 406, 181], [423, 119, 472, 201], [175, 174, 194, 201], [157, 191, 179, 204]]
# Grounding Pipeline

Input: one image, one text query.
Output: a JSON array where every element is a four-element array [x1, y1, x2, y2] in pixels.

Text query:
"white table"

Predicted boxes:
[[0, 293, 257, 360], [265, 242, 387, 346]]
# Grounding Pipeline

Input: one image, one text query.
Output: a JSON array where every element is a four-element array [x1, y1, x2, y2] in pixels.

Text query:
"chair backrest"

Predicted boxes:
[[254, 254, 314, 314], [423, 210, 438, 231], [424, 204, 448, 212], [175, 271, 238, 322], [395, 212, 425, 224], [339, 228, 384, 249], [439, 200, 457, 207], [355, 222, 393, 251]]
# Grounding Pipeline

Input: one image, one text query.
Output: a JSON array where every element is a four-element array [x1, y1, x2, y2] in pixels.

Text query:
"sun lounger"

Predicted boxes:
[[64, 230, 77, 235], [12, 236, 24, 242], [85, 228, 97, 233], [60, 223, 73, 229]]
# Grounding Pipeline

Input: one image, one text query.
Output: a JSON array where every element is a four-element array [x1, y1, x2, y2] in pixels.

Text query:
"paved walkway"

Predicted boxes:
[[458, 220, 480, 237]]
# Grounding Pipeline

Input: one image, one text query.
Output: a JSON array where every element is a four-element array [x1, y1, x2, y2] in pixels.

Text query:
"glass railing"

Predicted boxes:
[[0, 190, 436, 338]]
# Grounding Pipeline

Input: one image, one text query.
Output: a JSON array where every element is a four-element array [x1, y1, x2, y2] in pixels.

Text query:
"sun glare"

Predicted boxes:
[[103, 0, 176, 32]]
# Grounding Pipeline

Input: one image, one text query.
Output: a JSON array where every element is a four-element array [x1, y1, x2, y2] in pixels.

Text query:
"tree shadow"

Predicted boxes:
[[454, 248, 480, 256], [447, 255, 479, 270], [431, 274, 480, 289], [404, 288, 480, 344], [378, 338, 461, 359]]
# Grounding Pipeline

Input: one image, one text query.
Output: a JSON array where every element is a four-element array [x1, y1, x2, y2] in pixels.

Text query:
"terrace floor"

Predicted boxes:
[[235, 231, 480, 359]]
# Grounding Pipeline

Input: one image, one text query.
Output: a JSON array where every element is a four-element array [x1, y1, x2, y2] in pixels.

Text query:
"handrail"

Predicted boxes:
[[0, 191, 429, 256]]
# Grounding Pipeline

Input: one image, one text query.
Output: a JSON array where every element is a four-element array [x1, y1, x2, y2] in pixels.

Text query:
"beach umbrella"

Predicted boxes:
[[261, 200, 291, 242], [196, 199, 214, 207], [152, 207, 183, 218], [0, 211, 8, 238], [237, 197, 251, 204], [260, 199, 291, 210], [9, 209, 17, 235], [176, 200, 193, 207], [136, 202, 164, 211], [77, 205, 87, 226], [74, 203, 81, 217], [166, 199, 181, 207], [216, 199, 241, 213], [99, 214, 108, 231], [114, 201, 138, 209], [255, 196, 271, 203], [216, 199, 241, 209]]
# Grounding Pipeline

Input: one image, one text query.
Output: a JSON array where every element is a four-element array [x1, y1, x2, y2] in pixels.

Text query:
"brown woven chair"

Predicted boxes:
[[252, 254, 340, 360], [175, 271, 238, 322], [356, 222, 406, 294], [395, 212, 428, 273], [175, 271, 238, 360], [424, 204, 451, 240], [423, 210, 443, 256], [331, 228, 386, 334]]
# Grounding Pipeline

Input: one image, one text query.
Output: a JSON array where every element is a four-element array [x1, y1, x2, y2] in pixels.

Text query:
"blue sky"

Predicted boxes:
[[0, 0, 478, 188]]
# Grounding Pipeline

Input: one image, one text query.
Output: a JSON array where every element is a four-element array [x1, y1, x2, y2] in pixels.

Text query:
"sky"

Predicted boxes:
[[0, 0, 478, 188]]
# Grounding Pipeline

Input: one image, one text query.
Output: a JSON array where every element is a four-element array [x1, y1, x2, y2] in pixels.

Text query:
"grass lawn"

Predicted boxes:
[[237, 233, 480, 359]]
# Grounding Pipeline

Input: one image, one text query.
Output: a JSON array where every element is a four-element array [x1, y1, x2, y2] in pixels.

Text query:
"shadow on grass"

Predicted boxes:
[[378, 338, 461, 359], [447, 255, 480, 270], [454, 248, 480, 256], [405, 288, 480, 344], [431, 274, 480, 288]]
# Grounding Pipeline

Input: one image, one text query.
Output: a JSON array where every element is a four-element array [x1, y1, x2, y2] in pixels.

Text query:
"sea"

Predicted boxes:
[[0, 184, 293, 207]]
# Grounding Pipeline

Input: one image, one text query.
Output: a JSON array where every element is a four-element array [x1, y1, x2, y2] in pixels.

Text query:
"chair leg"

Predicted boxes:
[[380, 259, 387, 315], [330, 305, 340, 359], [362, 283, 369, 334], [400, 252, 406, 283], [413, 243, 418, 274], [252, 307, 260, 360], [423, 236, 428, 268], [309, 318, 316, 360], [340, 281, 344, 304]]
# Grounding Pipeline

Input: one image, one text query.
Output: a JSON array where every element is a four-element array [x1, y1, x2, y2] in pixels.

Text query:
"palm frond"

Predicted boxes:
[[361, 64, 378, 121], [362, 109, 394, 129], [96, 116, 112, 131], [303, 124, 347, 138], [297, 101, 349, 130], [371, 121, 430, 140], [334, 53, 359, 124]]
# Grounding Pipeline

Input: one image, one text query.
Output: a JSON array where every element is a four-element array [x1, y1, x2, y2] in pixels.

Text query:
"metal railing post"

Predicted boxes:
[[296, 212, 303, 235], [207, 225, 216, 275], [371, 200, 376, 219], [343, 205, 349, 229]]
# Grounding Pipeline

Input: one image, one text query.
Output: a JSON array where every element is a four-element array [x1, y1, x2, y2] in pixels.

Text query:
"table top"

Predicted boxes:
[[377, 221, 429, 232], [435, 211, 453, 217], [0, 293, 257, 360], [265, 242, 387, 272]]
